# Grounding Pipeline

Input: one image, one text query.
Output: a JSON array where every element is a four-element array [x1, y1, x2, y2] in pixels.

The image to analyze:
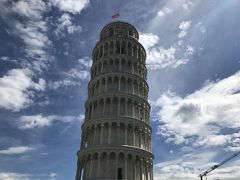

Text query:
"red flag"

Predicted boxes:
[[112, 13, 120, 19]]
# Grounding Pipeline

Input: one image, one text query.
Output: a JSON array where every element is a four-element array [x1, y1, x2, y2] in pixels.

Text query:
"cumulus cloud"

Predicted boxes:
[[0, 146, 34, 155], [153, 71, 240, 149], [157, 7, 172, 17], [48, 70, 89, 89], [0, 69, 46, 111], [0, 56, 17, 63], [19, 114, 84, 129], [9, 0, 53, 71], [49, 173, 57, 180], [12, 0, 49, 20], [179, 21, 191, 31], [0, 56, 9, 61], [48, 79, 80, 90], [139, 33, 159, 50], [178, 21, 191, 38], [139, 33, 194, 69], [0, 172, 29, 180], [0, 0, 86, 112], [67, 69, 89, 79], [64, 57, 91, 80], [154, 151, 240, 180], [48, 56, 91, 89], [185, 45, 195, 55], [55, 13, 82, 36], [0, 1, 53, 112], [195, 22, 206, 34], [147, 46, 189, 69], [78, 56, 92, 68], [51, 0, 89, 14], [182, 1, 194, 10]]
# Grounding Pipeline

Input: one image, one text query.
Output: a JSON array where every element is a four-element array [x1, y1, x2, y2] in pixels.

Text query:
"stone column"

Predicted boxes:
[[99, 80, 102, 94], [75, 160, 81, 180], [104, 78, 107, 93], [137, 81, 140, 95], [150, 165, 153, 180], [93, 127, 97, 145], [110, 98, 113, 115], [89, 158, 93, 179], [97, 156, 101, 177], [140, 160, 143, 180], [118, 77, 121, 91], [83, 161, 87, 180], [103, 98, 106, 116], [116, 155, 118, 179], [106, 154, 109, 175], [91, 104, 94, 118], [113, 40, 116, 54], [118, 98, 120, 116], [100, 124, 103, 144], [125, 157, 128, 179], [108, 125, 111, 144], [125, 126, 128, 144], [125, 99, 128, 116], [133, 129, 136, 146], [117, 124, 120, 143], [120, 40, 122, 54]]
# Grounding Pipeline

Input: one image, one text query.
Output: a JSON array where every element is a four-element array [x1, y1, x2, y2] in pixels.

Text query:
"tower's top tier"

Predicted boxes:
[[100, 21, 139, 41]]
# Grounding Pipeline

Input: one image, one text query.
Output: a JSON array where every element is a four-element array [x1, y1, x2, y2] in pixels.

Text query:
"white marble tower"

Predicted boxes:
[[76, 21, 154, 180]]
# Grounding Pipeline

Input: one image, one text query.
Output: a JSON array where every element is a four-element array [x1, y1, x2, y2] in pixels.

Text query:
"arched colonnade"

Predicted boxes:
[[81, 121, 152, 152], [76, 151, 153, 180], [91, 57, 147, 80], [93, 39, 146, 63], [88, 74, 148, 99], [85, 96, 150, 124]]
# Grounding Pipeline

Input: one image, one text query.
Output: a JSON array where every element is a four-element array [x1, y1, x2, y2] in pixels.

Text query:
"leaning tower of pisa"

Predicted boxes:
[[75, 21, 154, 180]]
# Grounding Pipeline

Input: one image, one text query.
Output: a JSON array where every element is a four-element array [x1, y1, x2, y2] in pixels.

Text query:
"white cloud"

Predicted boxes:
[[139, 33, 159, 50], [226, 146, 240, 152], [139, 33, 193, 69], [51, 0, 89, 14], [195, 22, 206, 34], [182, 1, 194, 10], [49, 173, 57, 180], [48, 79, 80, 90], [78, 56, 92, 68], [48, 70, 89, 90], [1, 0, 53, 108], [0, 56, 17, 63], [9, 0, 53, 72], [179, 21, 191, 31], [66, 69, 89, 79], [14, 20, 52, 71], [0, 56, 9, 61], [178, 31, 187, 38], [154, 151, 240, 180], [153, 71, 240, 148], [157, 7, 172, 17], [48, 57, 91, 89], [178, 21, 191, 38], [0, 146, 34, 155], [0, 172, 29, 180], [0, 69, 46, 111], [185, 45, 195, 55], [19, 114, 84, 129], [147, 46, 189, 69], [55, 13, 82, 36], [12, 0, 49, 20]]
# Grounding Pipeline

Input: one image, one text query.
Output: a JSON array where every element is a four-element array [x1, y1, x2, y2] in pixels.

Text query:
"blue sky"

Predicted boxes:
[[0, 0, 240, 179]]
